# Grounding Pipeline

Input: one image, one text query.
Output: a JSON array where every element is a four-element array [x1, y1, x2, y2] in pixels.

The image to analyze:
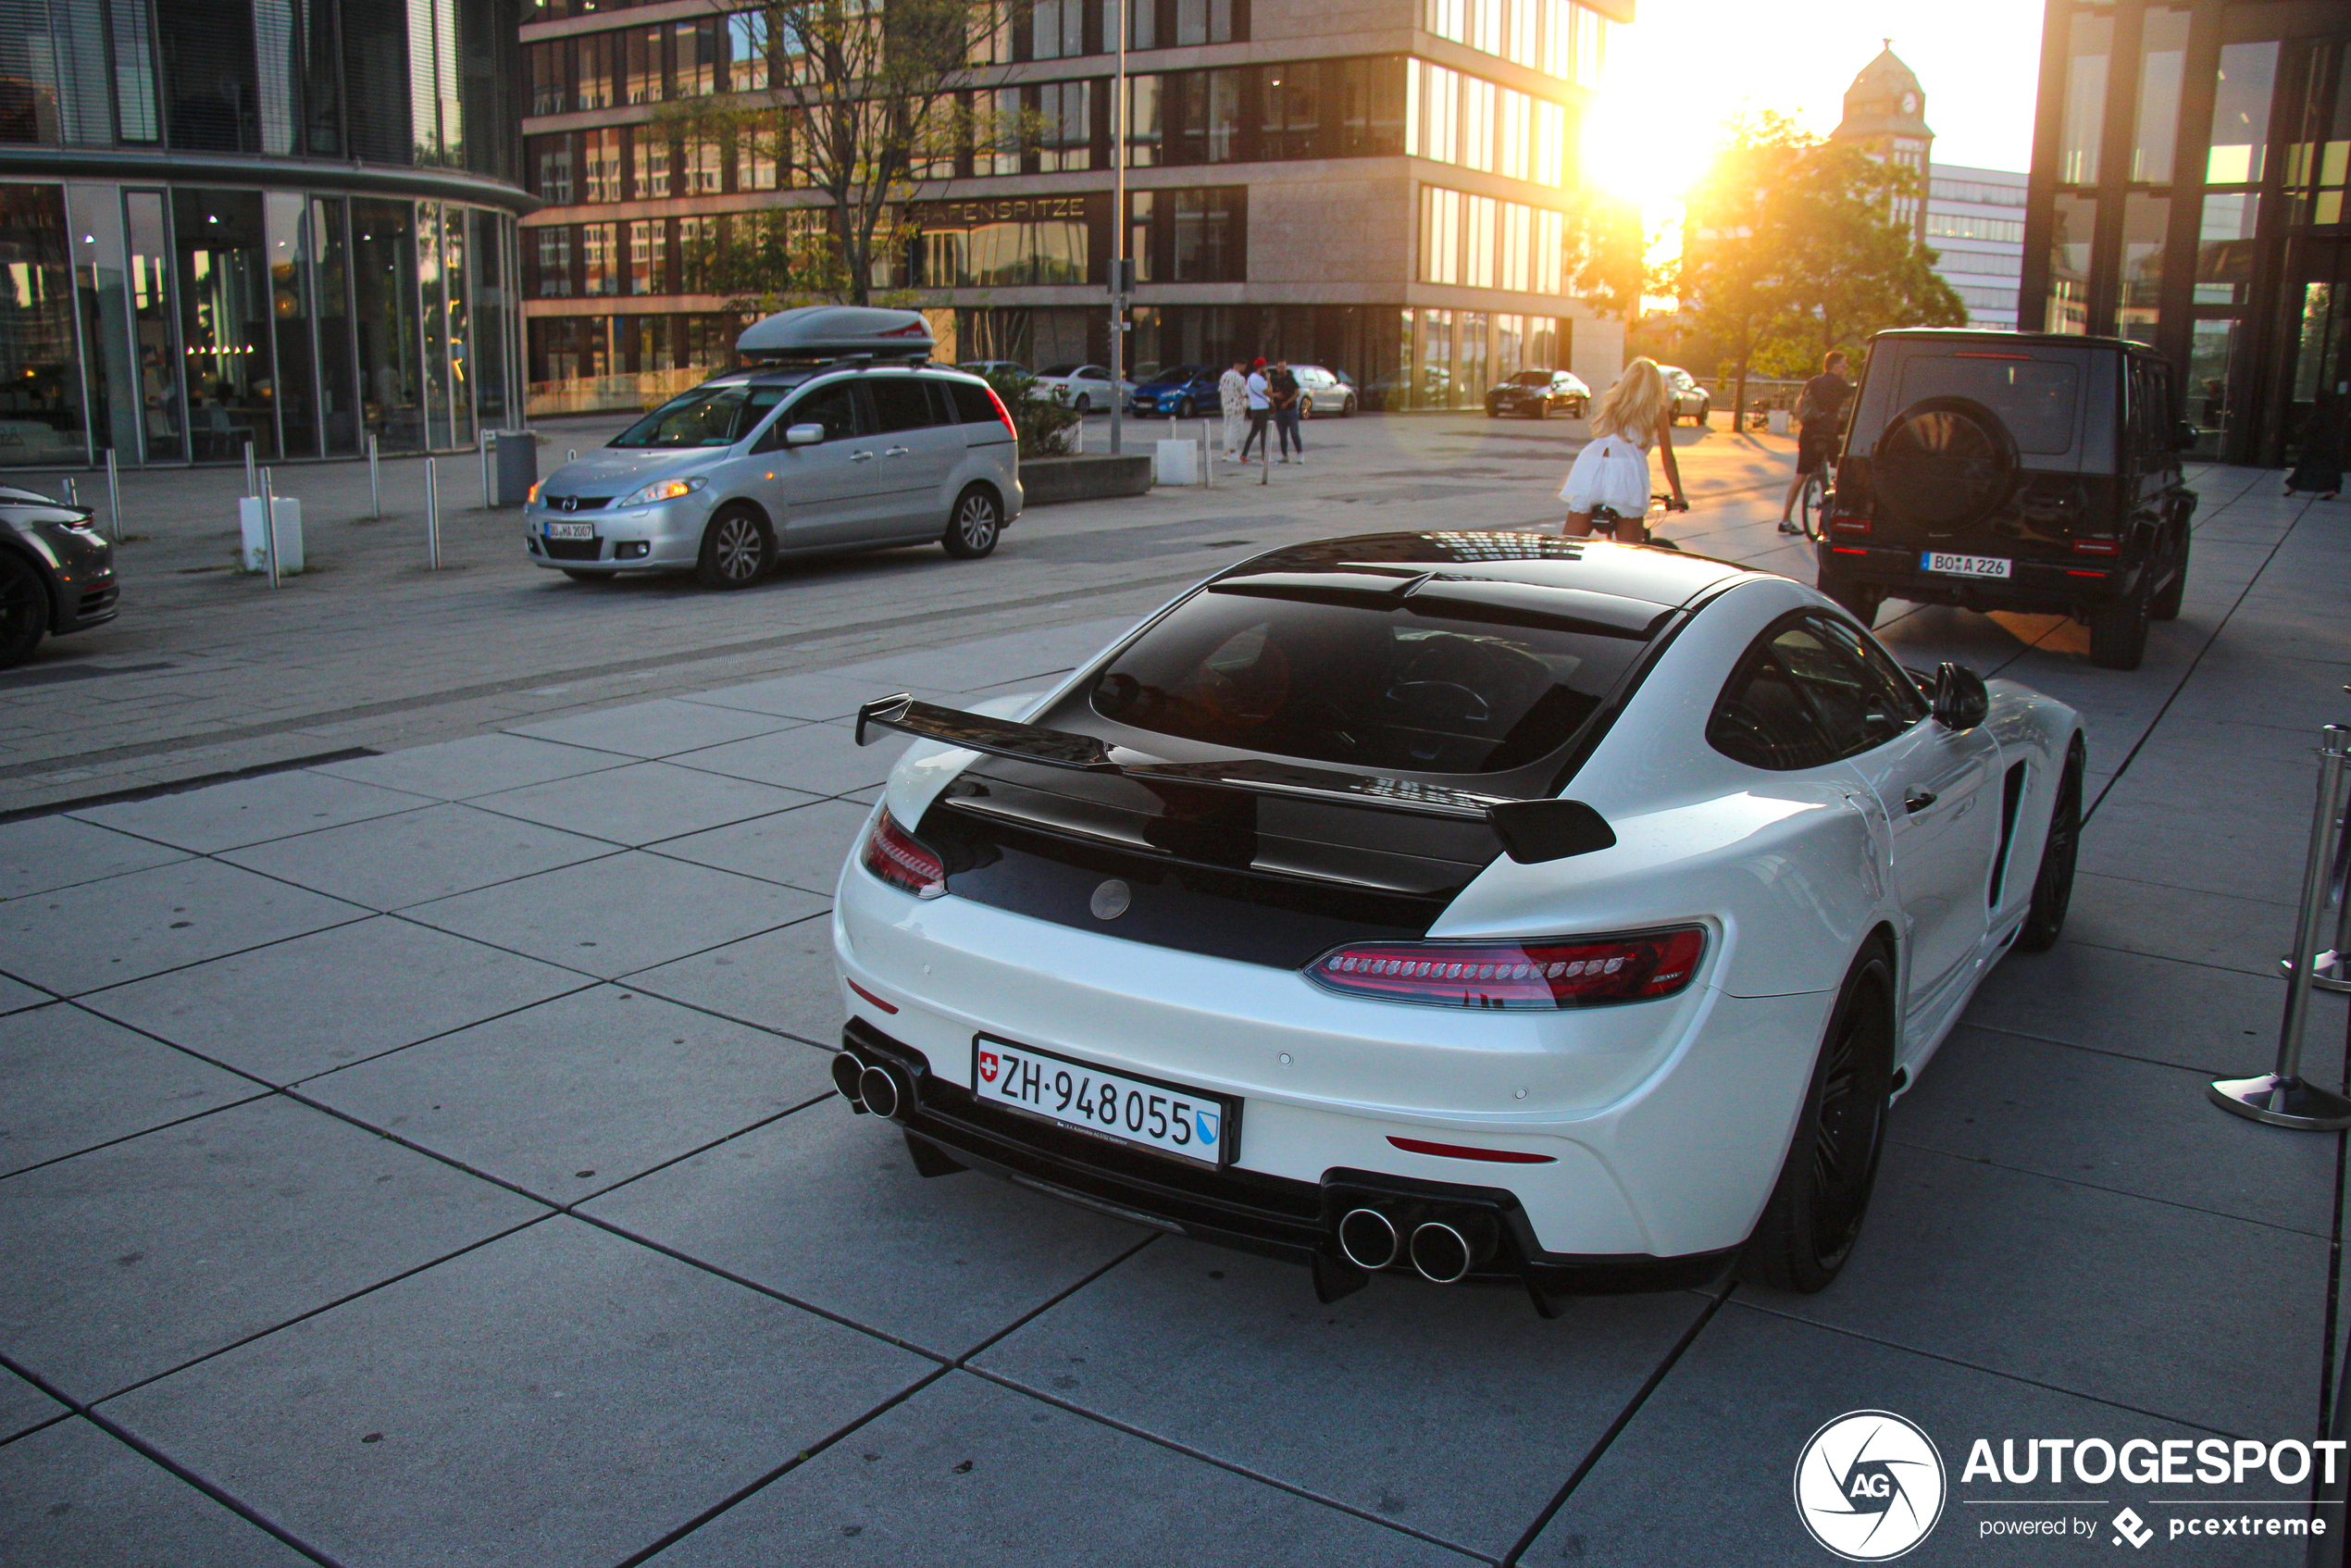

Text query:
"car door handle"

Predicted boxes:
[[883, 445, 911, 456], [1904, 790, 1938, 815], [850, 450, 875, 462]]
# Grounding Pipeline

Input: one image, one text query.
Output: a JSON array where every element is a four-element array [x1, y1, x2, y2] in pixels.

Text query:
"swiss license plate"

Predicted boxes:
[[545, 520, 596, 541], [972, 1036, 1236, 1167], [1922, 551, 2011, 579]]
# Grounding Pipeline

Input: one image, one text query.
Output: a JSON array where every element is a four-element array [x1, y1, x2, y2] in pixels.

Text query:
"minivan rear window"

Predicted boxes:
[[1089, 585, 1654, 775], [1897, 355, 2080, 454]]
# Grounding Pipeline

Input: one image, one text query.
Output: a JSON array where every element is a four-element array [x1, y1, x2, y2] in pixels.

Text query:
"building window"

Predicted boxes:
[[684, 136, 725, 194], [1128, 186, 1247, 281], [631, 124, 674, 199], [674, 19, 720, 96], [1037, 79, 1094, 170], [2047, 192, 2094, 334], [582, 220, 619, 295], [532, 225, 574, 297], [1419, 183, 1561, 292], [1175, 0, 1235, 48], [2132, 8, 2190, 184], [529, 134, 577, 202], [913, 194, 1096, 287], [2207, 42, 2278, 185], [625, 27, 665, 105], [530, 41, 568, 117], [2059, 10, 2110, 186], [728, 13, 769, 92], [584, 126, 623, 201], [628, 218, 667, 295], [577, 31, 615, 111], [0, 184, 85, 462], [1928, 178, 2026, 207], [1924, 214, 2024, 243], [1029, 0, 1086, 60]]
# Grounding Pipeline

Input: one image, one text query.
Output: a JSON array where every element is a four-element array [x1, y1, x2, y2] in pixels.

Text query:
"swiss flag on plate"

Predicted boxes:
[[977, 1051, 1000, 1083]]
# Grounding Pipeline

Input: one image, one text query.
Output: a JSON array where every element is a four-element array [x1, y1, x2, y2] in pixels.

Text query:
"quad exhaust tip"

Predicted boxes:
[[858, 1063, 903, 1120], [1409, 1221, 1475, 1285], [1337, 1208, 1400, 1271], [830, 1050, 869, 1111]]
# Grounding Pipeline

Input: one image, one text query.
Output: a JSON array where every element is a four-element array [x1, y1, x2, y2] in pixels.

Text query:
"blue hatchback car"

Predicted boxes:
[[1128, 364, 1223, 419]]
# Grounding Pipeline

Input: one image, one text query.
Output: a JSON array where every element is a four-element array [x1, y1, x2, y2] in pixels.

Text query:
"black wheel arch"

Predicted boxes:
[[0, 535, 65, 629]]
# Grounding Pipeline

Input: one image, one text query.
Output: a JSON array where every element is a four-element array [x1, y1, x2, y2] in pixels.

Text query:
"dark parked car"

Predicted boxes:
[[1486, 368, 1590, 419], [1129, 364, 1221, 419], [0, 485, 117, 667], [1815, 329, 2195, 670]]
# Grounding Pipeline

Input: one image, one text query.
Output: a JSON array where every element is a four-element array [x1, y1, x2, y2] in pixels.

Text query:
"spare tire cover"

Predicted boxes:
[[1872, 395, 2017, 534]]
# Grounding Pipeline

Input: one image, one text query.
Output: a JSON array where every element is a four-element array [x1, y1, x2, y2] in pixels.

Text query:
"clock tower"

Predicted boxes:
[[1831, 45, 1935, 240]]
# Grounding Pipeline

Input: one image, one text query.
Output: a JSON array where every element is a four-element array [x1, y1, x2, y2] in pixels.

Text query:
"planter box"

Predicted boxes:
[[1021, 454, 1152, 506]]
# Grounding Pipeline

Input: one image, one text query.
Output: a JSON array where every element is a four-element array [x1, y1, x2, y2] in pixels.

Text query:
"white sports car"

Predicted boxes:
[[829, 533, 2084, 1313]]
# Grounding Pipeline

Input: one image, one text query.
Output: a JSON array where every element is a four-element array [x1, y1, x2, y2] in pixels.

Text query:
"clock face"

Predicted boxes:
[[1901, 91, 1919, 113]]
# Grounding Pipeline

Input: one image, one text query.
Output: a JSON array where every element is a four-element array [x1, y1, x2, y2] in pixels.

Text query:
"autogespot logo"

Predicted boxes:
[[1795, 1411, 1948, 1561]]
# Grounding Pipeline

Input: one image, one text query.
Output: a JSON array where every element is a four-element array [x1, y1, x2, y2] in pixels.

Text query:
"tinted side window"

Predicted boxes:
[[1896, 354, 2080, 454], [784, 381, 867, 441], [1810, 615, 1929, 727], [948, 381, 999, 425], [868, 378, 937, 433], [1773, 622, 1909, 758], [1709, 642, 1832, 771]]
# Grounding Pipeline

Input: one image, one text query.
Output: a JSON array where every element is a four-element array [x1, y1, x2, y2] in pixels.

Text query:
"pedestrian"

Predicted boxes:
[[1779, 349, 1852, 532], [1557, 357, 1687, 544], [2284, 391, 2345, 502], [1270, 359, 1303, 464], [1218, 359, 1248, 461], [1240, 357, 1273, 463]]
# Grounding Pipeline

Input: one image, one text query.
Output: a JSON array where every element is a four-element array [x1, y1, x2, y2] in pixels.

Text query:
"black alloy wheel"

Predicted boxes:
[[2016, 740, 2084, 952], [1177, 397, 1197, 419], [1340, 394, 1357, 417], [1074, 393, 1091, 414], [942, 484, 1002, 559], [0, 551, 47, 667], [1743, 946, 1897, 1292], [695, 504, 773, 590]]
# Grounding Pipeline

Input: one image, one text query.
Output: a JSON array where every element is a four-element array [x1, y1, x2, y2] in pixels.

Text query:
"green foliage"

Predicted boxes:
[[977, 367, 1081, 458], [1561, 190, 1653, 325], [1677, 112, 1971, 400]]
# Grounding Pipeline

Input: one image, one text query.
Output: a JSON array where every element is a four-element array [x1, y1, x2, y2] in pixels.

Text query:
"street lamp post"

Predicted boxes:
[[1109, 0, 1127, 456]]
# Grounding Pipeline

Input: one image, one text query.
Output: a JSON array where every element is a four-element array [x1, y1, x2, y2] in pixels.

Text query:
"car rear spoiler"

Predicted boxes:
[[854, 692, 1614, 864]]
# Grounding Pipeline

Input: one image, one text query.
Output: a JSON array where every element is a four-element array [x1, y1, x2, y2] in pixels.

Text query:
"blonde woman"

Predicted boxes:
[[1557, 358, 1688, 542]]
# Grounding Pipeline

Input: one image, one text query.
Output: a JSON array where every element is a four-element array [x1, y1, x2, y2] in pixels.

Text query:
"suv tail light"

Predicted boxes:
[[982, 384, 1018, 440], [1829, 512, 1872, 535], [2070, 533, 2121, 556], [1307, 927, 1706, 1010], [860, 808, 947, 899]]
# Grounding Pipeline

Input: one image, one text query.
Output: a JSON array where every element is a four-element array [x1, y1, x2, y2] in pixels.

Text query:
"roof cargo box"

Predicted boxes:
[[736, 305, 935, 362]]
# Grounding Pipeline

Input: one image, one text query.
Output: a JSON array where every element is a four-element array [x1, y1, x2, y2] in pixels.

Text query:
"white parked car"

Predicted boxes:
[[1029, 363, 1135, 413], [829, 533, 2084, 1312]]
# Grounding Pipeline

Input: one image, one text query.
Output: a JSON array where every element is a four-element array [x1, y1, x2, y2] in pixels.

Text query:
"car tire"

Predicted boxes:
[[1486, 404, 1500, 418], [2015, 738, 2083, 952], [1818, 572, 1885, 628], [1696, 399, 1710, 426], [1741, 942, 1897, 1294], [695, 504, 773, 590], [2147, 537, 2188, 621], [1570, 399, 1587, 419], [942, 484, 1002, 559], [1341, 394, 1357, 417], [559, 567, 606, 583], [0, 551, 48, 668], [1073, 394, 1090, 414], [1177, 398, 1197, 420], [2087, 582, 2150, 670]]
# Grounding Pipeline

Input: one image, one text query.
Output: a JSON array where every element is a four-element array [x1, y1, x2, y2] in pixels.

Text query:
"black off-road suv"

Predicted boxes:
[[1814, 330, 2196, 670]]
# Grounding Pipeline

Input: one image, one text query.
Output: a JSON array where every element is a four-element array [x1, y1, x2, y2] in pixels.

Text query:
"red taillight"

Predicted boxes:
[[2071, 536, 2121, 555], [982, 384, 1018, 440], [1307, 927, 1706, 1010], [860, 808, 946, 899], [1829, 514, 1872, 535]]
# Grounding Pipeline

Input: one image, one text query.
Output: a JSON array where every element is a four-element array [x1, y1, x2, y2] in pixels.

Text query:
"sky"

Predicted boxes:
[[1581, 0, 2048, 249]]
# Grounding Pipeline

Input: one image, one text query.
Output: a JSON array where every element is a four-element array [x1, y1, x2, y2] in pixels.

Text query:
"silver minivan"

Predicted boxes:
[[525, 308, 1024, 589]]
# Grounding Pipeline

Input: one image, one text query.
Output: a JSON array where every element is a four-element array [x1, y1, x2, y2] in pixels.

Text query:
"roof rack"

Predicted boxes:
[[737, 305, 936, 365]]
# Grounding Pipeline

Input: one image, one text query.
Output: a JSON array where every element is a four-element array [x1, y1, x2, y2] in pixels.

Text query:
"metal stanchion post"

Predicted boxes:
[[425, 457, 441, 570], [367, 432, 380, 519], [260, 467, 280, 591], [104, 447, 119, 541], [2211, 725, 2351, 1129], [1202, 420, 1213, 490], [243, 441, 256, 498]]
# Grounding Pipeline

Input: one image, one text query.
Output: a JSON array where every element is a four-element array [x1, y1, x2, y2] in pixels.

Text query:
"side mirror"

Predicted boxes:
[[1932, 662, 1989, 730], [784, 423, 825, 447]]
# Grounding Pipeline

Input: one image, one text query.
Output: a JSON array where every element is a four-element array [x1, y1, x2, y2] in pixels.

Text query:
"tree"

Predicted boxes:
[[665, 0, 1019, 306], [1561, 189, 1652, 327], [1678, 113, 1968, 426]]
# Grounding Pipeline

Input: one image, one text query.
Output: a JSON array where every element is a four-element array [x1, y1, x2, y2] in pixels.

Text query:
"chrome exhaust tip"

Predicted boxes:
[[1337, 1208, 1400, 1271], [1409, 1221, 1475, 1285], [858, 1062, 904, 1121], [831, 1051, 869, 1111]]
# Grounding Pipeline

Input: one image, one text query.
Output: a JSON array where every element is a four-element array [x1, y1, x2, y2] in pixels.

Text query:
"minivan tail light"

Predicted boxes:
[[982, 384, 1018, 440], [860, 808, 947, 899], [1307, 927, 1706, 1010]]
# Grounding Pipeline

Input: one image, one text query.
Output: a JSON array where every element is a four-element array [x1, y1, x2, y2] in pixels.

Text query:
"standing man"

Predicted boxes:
[[1240, 357, 1273, 463], [1779, 349, 1852, 533], [1270, 359, 1303, 464], [1218, 359, 1248, 462]]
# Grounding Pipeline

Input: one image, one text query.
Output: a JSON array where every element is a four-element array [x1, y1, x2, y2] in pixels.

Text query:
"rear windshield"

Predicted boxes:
[[610, 383, 790, 448], [1089, 583, 1655, 775], [1896, 355, 2080, 454]]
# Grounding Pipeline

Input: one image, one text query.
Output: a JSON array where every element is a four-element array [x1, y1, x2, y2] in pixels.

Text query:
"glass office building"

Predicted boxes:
[[0, 0, 533, 468], [2021, 0, 2350, 465]]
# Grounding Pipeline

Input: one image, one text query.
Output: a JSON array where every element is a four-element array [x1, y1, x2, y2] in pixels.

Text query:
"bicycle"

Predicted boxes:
[[1574, 492, 1688, 548], [1792, 454, 1835, 541]]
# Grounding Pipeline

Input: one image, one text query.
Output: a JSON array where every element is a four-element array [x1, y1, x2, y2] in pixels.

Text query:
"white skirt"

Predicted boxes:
[[1558, 435, 1654, 516]]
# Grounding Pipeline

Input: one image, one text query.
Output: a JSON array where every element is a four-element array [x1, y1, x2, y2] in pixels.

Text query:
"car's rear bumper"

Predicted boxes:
[[843, 1016, 1738, 1305], [1819, 541, 2152, 610]]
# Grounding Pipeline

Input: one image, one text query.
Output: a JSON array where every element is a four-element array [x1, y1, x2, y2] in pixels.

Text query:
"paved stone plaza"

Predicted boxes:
[[1, 417, 2347, 1565]]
